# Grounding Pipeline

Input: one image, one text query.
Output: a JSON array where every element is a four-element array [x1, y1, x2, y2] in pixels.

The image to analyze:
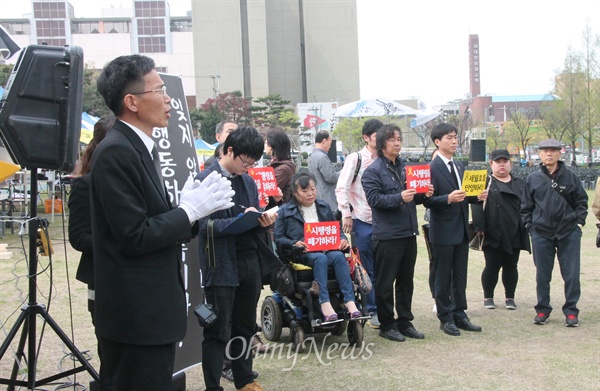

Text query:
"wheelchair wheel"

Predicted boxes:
[[347, 320, 363, 346], [291, 323, 306, 353], [332, 320, 348, 336], [261, 296, 283, 341]]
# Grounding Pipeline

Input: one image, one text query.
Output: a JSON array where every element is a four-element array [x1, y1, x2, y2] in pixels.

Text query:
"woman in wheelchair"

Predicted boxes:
[[274, 172, 361, 322]]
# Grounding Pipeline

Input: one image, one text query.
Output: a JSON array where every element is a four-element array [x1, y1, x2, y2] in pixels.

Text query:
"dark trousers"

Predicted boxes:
[[353, 219, 376, 312], [433, 240, 469, 324], [97, 336, 175, 391], [428, 255, 436, 300], [531, 228, 581, 316], [373, 237, 417, 331], [481, 246, 520, 299], [202, 252, 262, 391]]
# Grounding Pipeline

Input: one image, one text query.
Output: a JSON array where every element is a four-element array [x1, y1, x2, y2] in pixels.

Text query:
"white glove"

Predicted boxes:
[[179, 172, 235, 223]]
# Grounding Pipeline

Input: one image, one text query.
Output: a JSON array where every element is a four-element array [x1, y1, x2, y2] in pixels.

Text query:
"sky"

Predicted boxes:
[[2, 0, 599, 108]]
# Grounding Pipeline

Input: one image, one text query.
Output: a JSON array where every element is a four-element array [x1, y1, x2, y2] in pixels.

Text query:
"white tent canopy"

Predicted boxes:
[[410, 110, 441, 128], [333, 97, 419, 118]]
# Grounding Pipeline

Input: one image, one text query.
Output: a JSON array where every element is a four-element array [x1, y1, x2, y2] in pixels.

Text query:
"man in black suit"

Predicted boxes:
[[424, 123, 487, 336], [91, 54, 234, 390]]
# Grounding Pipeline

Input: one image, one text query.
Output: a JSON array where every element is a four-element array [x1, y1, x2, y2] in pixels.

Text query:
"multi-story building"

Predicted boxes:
[[1, 0, 196, 106], [191, 0, 360, 106], [1, 0, 360, 109]]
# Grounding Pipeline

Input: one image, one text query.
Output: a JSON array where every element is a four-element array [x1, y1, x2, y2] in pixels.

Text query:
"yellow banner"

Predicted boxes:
[[0, 160, 21, 183], [461, 170, 487, 196], [80, 128, 93, 144]]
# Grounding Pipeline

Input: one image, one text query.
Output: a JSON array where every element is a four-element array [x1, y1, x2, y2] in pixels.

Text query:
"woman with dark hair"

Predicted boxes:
[[265, 128, 296, 209], [274, 172, 360, 321], [69, 115, 115, 322]]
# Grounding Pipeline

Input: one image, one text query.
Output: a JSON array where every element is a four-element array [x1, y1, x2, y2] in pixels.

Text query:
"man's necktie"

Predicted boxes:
[[151, 145, 165, 196], [448, 161, 459, 188]]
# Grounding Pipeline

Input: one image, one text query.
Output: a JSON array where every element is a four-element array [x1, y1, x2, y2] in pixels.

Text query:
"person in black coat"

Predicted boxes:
[[69, 115, 114, 323], [423, 123, 487, 337], [521, 139, 588, 327], [91, 54, 234, 390], [471, 149, 531, 311], [361, 125, 433, 342]]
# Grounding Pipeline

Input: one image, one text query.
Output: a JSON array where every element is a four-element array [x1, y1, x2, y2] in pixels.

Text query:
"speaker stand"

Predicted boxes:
[[0, 169, 100, 389]]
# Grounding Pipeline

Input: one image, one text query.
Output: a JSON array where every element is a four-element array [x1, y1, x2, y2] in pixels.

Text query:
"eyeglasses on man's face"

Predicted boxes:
[[130, 85, 167, 97], [238, 155, 258, 168]]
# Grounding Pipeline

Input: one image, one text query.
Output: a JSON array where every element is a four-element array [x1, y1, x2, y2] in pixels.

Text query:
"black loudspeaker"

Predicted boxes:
[[327, 138, 337, 163], [0, 44, 84, 172], [470, 139, 486, 162]]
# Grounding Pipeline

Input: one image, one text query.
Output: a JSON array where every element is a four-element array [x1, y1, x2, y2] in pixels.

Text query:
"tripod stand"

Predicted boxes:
[[0, 168, 100, 389]]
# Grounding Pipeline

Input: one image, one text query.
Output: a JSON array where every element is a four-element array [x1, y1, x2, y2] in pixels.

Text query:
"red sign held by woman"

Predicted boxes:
[[304, 221, 340, 251]]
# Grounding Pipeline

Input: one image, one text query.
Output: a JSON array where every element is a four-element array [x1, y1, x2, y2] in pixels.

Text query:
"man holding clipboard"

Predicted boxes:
[[195, 127, 280, 391]]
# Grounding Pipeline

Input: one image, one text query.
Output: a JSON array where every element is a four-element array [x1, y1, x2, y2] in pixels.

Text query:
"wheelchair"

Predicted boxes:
[[260, 246, 372, 353]]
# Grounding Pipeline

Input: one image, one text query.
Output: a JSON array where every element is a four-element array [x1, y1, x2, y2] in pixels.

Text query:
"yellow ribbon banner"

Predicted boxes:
[[461, 170, 487, 196]]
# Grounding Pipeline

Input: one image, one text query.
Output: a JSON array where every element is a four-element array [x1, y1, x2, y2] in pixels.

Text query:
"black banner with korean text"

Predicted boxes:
[[154, 73, 203, 373]]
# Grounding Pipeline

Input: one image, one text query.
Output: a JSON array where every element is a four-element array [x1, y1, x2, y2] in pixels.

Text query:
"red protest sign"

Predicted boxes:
[[405, 165, 430, 193], [304, 221, 340, 252], [248, 167, 279, 207]]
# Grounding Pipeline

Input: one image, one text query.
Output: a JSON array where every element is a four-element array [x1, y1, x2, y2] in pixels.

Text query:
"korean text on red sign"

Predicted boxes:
[[304, 221, 341, 252], [405, 165, 430, 193]]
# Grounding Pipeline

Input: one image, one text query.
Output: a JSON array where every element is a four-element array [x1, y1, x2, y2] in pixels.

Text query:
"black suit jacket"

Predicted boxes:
[[424, 156, 477, 246], [89, 120, 196, 345], [68, 175, 94, 287]]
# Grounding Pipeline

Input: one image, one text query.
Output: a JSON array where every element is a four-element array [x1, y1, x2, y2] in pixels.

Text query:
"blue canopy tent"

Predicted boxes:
[[195, 139, 215, 157], [80, 112, 99, 144]]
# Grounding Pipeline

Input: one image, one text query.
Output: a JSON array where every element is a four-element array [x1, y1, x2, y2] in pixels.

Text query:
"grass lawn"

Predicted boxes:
[[1, 189, 599, 390]]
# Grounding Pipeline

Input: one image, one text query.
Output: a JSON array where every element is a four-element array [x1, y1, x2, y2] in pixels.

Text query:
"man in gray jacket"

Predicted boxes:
[[308, 130, 340, 211], [521, 138, 588, 327]]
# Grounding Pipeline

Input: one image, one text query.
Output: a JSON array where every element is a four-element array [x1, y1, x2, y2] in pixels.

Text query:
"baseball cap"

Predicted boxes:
[[538, 139, 562, 150], [490, 149, 510, 161]]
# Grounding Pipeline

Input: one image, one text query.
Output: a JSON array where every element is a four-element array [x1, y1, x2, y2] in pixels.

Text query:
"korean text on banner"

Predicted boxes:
[[405, 165, 430, 193], [248, 167, 279, 207], [304, 221, 340, 252], [461, 170, 488, 196]]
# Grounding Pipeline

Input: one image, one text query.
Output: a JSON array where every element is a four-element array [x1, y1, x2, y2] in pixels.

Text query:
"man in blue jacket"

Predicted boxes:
[[521, 138, 588, 327], [362, 125, 432, 342]]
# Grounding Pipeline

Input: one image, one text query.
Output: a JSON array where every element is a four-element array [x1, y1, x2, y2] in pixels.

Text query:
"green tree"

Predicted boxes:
[[191, 105, 224, 143], [82, 64, 111, 117], [556, 47, 586, 159], [505, 111, 534, 160], [485, 124, 506, 151], [540, 100, 570, 140], [0, 64, 14, 88], [578, 23, 600, 164], [335, 117, 368, 154], [251, 94, 299, 132]]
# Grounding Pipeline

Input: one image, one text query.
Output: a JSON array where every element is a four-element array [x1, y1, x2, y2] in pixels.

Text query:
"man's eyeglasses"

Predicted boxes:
[[130, 85, 167, 97], [238, 155, 258, 168]]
